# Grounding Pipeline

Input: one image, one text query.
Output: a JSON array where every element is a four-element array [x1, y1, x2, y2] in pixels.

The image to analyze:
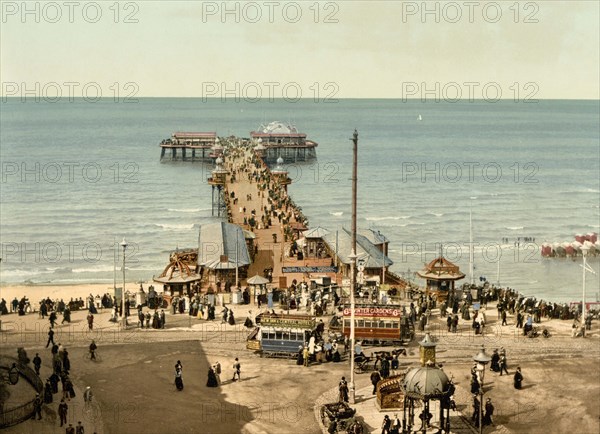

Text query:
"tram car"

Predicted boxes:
[[247, 313, 316, 358], [342, 304, 413, 345]]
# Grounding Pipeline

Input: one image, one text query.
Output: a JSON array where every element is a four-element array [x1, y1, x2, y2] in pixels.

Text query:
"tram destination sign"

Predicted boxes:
[[282, 266, 337, 273], [343, 307, 401, 318], [261, 316, 316, 329]]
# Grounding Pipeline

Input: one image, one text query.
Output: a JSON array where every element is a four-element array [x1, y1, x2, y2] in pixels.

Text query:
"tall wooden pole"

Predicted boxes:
[[120, 238, 128, 328], [349, 129, 358, 403], [352, 129, 358, 269], [470, 205, 474, 286]]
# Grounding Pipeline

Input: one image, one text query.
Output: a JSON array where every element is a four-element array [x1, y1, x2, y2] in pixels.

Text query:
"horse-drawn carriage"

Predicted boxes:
[[353, 348, 407, 374], [320, 402, 359, 432]]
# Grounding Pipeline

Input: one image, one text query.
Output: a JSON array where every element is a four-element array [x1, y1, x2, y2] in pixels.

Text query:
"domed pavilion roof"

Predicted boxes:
[[402, 365, 450, 400], [259, 121, 299, 134], [417, 256, 465, 281]]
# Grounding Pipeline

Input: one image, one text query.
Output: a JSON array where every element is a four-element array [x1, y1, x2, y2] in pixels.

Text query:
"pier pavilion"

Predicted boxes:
[[417, 256, 465, 302], [321, 227, 393, 284], [302, 226, 330, 259], [250, 121, 318, 163], [153, 248, 201, 303], [159, 131, 217, 161], [197, 221, 251, 289]]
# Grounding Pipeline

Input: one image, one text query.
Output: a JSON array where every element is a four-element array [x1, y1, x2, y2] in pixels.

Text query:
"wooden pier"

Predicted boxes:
[[159, 122, 318, 164], [216, 147, 334, 289], [200, 144, 415, 296], [159, 132, 218, 161]]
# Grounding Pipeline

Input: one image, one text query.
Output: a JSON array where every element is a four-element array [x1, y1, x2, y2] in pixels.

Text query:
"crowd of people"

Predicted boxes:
[[222, 145, 309, 245], [1, 293, 117, 318], [12, 342, 94, 433]]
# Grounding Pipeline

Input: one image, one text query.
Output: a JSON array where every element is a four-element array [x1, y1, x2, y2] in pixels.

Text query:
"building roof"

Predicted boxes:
[[251, 132, 307, 138], [303, 226, 330, 239], [156, 249, 199, 283], [417, 256, 465, 281], [153, 271, 201, 284], [197, 222, 251, 270], [322, 227, 393, 268], [254, 121, 301, 134], [357, 228, 389, 245], [172, 132, 217, 138]]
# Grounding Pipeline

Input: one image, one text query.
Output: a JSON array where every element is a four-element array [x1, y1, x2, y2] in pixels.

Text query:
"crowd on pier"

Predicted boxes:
[[222, 145, 309, 243]]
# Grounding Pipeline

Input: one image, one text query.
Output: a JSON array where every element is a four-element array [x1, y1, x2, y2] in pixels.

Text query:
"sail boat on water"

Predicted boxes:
[[418, 114, 423, 121]]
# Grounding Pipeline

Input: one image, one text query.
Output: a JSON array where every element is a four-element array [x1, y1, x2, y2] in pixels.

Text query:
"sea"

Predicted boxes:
[[1, 98, 599, 303]]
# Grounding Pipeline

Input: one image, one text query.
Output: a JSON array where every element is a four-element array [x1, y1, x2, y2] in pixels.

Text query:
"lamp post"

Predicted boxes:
[[120, 238, 128, 328], [473, 346, 491, 434]]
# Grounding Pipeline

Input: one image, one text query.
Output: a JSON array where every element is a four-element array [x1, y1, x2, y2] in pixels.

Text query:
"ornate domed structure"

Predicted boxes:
[[259, 121, 299, 134], [402, 364, 450, 400], [400, 338, 454, 433], [250, 122, 317, 163], [272, 157, 286, 174], [270, 157, 291, 192]]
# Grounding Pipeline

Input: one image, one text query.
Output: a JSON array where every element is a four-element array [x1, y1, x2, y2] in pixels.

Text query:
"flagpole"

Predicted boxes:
[[469, 201, 474, 286], [113, 237, 117, 293]]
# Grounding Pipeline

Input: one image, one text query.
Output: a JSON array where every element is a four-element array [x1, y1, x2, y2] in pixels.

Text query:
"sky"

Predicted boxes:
[[1, 1, 599, 99]]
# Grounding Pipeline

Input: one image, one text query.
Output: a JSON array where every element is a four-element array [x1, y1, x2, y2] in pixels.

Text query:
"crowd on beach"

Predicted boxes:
[[1, 293, 114, 317]]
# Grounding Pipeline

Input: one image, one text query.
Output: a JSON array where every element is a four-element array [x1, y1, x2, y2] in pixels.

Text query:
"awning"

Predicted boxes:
[[247, 275, 270, 285], [153, 271, 201, 284]]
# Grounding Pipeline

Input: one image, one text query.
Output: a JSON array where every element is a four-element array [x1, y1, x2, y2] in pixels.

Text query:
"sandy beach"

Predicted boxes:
[[1, 282, 153, 309]]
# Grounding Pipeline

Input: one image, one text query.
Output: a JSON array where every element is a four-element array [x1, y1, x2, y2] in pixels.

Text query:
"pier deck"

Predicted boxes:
[[221, 148, 338, 290]]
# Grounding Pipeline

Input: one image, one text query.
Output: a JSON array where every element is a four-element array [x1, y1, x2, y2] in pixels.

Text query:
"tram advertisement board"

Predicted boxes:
[[342, 307, 400, 318]]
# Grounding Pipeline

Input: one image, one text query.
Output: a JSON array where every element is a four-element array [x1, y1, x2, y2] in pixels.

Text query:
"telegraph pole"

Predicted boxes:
[[349, 129, 358, 403]]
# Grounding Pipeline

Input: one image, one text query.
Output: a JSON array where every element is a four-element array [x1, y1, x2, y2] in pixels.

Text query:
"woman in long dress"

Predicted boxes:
[[206, 367, 218, 387], [44, 380, 53, 403], [175, 365, 183, 391], [244, 311, 254, 328], [513, 367, 523, 389]]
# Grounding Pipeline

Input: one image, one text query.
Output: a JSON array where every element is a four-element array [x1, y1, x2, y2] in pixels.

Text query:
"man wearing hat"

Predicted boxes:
[[83, 386, 93, 407], [32, 394, 43, 420], [381, 414, 392, 434], [76, 421, 85, 434], [58, 398, 68, 427]]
